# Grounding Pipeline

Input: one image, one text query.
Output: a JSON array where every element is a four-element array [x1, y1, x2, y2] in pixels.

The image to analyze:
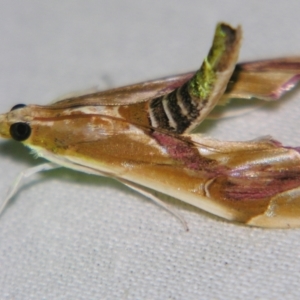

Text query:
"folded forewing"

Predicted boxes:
[[222, 57, 300, 102]]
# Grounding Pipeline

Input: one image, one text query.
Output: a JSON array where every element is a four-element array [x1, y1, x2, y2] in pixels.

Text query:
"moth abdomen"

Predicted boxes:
[[149, 82, 202, 134]]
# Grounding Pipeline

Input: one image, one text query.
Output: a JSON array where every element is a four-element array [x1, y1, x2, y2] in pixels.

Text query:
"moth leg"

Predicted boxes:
[[0, 162, 60, 216], [117, 178, 189, 231]]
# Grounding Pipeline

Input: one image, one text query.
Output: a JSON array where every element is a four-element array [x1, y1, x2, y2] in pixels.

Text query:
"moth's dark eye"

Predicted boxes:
[[10, 104, 26, 111], [10, 122, 31, 141]]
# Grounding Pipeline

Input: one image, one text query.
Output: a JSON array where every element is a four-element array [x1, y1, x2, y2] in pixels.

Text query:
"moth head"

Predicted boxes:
[[0, 103, 127, 153], [0, 104, 33, 142]]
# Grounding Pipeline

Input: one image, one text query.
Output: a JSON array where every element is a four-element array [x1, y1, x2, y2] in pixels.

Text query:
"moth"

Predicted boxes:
[[1, 23, 300, 229]]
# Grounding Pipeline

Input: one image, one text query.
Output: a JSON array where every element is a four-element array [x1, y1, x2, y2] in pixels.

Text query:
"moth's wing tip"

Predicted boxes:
[[247, 190, 300, 229]]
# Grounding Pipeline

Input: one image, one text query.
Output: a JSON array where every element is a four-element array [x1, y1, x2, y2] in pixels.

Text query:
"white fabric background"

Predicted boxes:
[[1, 1, 300, 299]]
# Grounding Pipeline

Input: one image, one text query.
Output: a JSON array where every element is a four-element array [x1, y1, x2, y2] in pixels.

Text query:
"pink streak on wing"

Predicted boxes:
[[152, 132, 211, 171], [153, 132, 300, 201], [226, 170, 300, 201], [269, 74, 300, 100]]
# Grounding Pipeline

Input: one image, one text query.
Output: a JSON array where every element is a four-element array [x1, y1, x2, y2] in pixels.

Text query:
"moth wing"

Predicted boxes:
[[37, 127, 300, 229], [185, 135, 300, 228], [48, 57, 300, 109], [49, 72, 194, 108], [221, 57, 300, 103]]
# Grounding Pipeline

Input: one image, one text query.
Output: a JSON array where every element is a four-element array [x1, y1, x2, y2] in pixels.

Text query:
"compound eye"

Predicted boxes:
[[10, 104, 26, 111], [9, 122, 31, 141]]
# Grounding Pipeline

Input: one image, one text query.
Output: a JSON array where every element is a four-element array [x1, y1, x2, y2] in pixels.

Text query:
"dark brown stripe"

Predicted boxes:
[[166, 90, 191, 133], [178, 83, 199, 119], [149, 97, 170, 130]]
